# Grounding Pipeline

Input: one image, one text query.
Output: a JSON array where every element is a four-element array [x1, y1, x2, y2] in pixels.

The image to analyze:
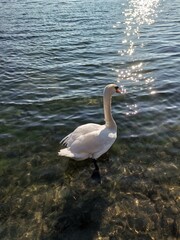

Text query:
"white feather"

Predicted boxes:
[[58, 84, 120, 161]]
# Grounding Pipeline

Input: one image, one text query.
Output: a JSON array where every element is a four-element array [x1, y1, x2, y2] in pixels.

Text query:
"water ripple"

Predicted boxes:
[[0, 0, 179, 142]]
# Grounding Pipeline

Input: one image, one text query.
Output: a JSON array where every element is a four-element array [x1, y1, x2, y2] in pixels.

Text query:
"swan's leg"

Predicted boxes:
[[91, 159, 101, 184]]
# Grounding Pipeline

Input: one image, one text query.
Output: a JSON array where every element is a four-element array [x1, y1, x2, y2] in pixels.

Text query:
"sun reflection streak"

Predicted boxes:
[[131, 0, 160, 25], [113, 0, 160, 111], [121, 0, 160, 57]]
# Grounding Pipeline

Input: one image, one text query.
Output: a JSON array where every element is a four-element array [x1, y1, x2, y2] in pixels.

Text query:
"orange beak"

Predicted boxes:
[[116, 88, 121, 93]]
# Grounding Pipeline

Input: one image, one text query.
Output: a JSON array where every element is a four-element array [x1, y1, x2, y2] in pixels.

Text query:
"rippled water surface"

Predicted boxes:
[[0, 0, 179, 239]]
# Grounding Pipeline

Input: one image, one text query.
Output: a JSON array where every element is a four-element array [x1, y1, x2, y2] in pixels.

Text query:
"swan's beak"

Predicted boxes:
[[115, 87, 121, 93]]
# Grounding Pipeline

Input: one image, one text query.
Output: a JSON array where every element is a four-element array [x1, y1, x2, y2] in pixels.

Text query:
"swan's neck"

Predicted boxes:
[[103, 88, 116, 129]]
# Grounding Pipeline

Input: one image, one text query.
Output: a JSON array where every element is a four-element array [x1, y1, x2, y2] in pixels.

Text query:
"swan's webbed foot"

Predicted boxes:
[[91, 159, 101, 184]]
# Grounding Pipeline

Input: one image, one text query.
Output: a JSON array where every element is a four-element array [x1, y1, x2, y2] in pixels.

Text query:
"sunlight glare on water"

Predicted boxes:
[[114, 0, 160, 116], [117, 0, 160, 67]]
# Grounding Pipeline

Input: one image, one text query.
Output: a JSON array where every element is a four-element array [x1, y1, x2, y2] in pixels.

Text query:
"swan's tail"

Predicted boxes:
[[58, 148, 88, 161], [58, 148, 75, 158]]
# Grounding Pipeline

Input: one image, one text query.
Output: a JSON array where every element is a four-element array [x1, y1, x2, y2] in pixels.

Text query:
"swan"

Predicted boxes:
[[58, 84, 121, 183]]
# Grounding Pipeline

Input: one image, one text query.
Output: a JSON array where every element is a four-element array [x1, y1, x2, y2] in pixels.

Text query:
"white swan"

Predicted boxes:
[[58, 84, 121, 182]]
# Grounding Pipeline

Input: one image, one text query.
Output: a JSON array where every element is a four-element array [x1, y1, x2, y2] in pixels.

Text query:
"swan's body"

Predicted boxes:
[[58, 84, 121, 161], [59, 123, 116, 160]]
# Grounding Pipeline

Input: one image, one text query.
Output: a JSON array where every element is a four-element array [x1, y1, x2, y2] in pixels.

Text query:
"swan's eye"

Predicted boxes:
[[114, 86, 119, 90]]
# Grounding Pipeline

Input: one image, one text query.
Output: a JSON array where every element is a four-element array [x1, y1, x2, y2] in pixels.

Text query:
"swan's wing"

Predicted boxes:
[[60, 123, 102, 147], [69, 127, 117, 158]]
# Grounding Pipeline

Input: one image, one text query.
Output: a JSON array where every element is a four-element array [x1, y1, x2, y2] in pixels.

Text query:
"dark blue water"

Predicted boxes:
[[0, 0, 179, 239]]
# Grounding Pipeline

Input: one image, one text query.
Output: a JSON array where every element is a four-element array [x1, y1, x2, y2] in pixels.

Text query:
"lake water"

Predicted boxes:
[[0, 0, 179, 239]]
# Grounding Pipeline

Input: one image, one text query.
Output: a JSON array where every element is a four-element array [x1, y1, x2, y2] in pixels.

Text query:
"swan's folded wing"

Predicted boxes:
[[60, 123, 103, 147], [69, 127, 116, 157]]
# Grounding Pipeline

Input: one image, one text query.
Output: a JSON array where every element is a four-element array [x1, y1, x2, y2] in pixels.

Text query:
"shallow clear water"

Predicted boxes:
[[0, 0, 179, 239]]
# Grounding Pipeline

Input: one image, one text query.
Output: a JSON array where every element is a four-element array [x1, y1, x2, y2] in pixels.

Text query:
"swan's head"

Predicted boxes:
[[104, 84, 121, 95]]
